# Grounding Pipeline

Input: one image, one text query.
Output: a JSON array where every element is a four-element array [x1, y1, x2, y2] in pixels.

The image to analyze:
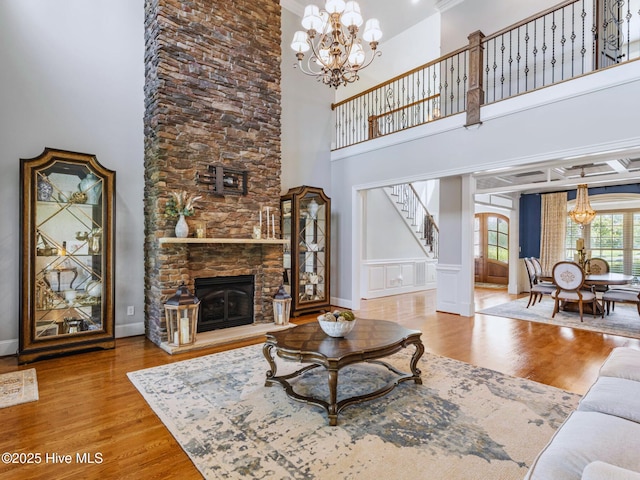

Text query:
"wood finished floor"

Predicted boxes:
[[1, 288, 639, 479]]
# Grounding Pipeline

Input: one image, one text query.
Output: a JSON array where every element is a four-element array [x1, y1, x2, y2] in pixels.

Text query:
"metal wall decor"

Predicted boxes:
[[197, 165, 248, 196]]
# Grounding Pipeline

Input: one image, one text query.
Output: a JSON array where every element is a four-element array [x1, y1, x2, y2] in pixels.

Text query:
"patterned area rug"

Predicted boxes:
[[479, 297, 640, 339], [0, 369, 39, 409], [128, 344, 579, 479]]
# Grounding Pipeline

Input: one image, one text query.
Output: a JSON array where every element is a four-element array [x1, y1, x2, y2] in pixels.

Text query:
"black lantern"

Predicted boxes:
[[164, 283, 200, 346]]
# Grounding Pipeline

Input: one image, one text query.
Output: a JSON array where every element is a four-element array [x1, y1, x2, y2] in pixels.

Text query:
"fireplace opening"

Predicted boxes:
[[194, 275, 254, 332]]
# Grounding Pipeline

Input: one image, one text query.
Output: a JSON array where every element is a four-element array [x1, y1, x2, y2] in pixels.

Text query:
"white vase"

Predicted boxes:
[[175, 214, 189, 238]]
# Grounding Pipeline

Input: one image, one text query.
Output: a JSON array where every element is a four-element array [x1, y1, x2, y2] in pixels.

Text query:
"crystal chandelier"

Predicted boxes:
[[568, 170, 596, 227], [290, 0, 383, 89]]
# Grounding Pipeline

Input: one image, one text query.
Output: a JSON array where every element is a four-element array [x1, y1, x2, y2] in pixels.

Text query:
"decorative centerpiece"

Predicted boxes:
[[317, 309, 356, 337], [165, 190, 202, 238]]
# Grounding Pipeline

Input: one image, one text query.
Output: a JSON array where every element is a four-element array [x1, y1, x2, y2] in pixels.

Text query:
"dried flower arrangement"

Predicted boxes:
[[165, 191, 202, 218]]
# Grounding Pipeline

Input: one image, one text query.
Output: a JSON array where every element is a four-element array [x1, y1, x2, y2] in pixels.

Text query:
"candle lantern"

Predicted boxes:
[[272, 284, 292, 326], [164, 282, 200, 346]]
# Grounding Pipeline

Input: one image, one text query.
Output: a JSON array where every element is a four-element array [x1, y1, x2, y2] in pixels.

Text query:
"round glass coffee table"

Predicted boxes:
[[263, 318, 424, 426]]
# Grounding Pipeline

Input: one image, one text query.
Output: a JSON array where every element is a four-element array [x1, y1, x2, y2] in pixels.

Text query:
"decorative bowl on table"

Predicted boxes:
[[317, 310, 357, 337]]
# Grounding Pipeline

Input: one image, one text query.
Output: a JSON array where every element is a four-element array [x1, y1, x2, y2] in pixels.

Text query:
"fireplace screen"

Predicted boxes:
[[194, 275, 254, 332]]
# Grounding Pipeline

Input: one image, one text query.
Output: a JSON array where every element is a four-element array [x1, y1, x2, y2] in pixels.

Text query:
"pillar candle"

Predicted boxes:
[[576, 238, 584, 251], [180, 316, 190, 344], [272, 214, 275, 238]]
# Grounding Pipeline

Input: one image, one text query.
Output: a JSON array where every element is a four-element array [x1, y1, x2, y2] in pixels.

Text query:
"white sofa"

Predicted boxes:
[[525, 347, 640, 480]]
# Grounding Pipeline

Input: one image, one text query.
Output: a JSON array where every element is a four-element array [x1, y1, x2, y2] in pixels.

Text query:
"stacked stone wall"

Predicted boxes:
[[144, 0, 282, 344]]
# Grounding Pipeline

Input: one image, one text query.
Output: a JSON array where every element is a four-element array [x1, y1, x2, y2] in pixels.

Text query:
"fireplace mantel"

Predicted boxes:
[[159, 237, 288, 246]]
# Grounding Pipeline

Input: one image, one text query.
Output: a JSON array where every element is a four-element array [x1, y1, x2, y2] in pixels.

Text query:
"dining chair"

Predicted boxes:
[[588, 257, 611, 293], [551, 261, 600, 322], [530, 257, 553, 284], [524, 257, 555, 307], [601, 287, 640, 315], [588, 258, 610, 274]]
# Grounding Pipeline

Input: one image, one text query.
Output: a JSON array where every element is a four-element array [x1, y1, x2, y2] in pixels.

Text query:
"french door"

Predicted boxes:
[[474, 213, 509, 285]]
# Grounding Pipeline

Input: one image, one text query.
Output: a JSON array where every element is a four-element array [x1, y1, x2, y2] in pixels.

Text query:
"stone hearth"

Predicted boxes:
[[159, 322, 292, 355], [143, 0, 283, 346]]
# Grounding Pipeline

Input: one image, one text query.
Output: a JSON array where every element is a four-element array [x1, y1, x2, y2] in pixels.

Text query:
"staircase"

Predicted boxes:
[[385, 184, 439, 258]]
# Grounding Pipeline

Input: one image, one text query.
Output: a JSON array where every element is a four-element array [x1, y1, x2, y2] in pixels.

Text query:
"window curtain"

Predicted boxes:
[[539, 192, 567, 274]]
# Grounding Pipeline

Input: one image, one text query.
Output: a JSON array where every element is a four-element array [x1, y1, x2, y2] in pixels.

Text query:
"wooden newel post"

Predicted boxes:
[[466, 30, 485, 127]]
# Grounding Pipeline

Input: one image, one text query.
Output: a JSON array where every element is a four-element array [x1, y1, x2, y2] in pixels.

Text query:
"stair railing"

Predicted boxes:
[[390, 184, 439, 257]]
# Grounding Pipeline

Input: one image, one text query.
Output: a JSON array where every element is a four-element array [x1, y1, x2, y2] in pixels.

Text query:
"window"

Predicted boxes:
[[566, 209, 640, 275], [487, 216, 509, 262]]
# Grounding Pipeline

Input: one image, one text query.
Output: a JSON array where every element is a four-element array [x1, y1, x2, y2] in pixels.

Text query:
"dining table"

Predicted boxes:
[[537, 271, 635, 315], [581, 272, 635, 286], [538, 272, 634, 287]]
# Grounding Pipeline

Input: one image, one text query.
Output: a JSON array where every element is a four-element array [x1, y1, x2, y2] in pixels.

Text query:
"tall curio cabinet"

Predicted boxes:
[[19, 148, 115, 364], [281, 186, 330, 316]]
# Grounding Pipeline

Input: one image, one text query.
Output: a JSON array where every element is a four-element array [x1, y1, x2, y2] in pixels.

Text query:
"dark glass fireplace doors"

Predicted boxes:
[[194, 275, 254, 332]]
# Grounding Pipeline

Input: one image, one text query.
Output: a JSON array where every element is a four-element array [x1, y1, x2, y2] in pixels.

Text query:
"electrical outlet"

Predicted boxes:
[[127, 306, 135, 316]]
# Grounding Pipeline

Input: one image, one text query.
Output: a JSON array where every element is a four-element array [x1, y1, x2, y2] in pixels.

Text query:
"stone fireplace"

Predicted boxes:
[[142, 0, 283, 346]]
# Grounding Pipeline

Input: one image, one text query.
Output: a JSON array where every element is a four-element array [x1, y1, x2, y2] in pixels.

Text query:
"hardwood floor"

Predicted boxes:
[[1, 288, 639, 479]]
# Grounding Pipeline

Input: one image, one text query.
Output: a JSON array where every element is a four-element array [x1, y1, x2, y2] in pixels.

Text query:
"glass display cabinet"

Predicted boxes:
[[19, 148, 115, 363], [281, 186, 330, 316]]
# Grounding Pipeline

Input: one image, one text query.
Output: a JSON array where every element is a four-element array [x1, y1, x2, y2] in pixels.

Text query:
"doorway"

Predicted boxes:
[[474, 213, 509, 285]]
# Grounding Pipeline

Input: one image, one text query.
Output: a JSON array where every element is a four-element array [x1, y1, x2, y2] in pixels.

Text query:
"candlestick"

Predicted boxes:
[[272, 214, 275, 239]]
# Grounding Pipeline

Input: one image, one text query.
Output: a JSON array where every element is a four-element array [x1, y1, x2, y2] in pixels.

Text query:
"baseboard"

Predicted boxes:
[[115, 321, 145, 338], [0, 322, 144, 359], [363, 284, 435, 299], [331, 297, 353, 309], [0, 339, 18, 358]]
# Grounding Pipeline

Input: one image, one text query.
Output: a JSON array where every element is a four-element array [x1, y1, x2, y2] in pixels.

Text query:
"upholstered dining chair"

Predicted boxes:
[[602, 287, 640, 315], [588, 257, 610, 274], [524, 257, 555, 308], [551, 261, 600, 322], [588, 257, 611, 293]]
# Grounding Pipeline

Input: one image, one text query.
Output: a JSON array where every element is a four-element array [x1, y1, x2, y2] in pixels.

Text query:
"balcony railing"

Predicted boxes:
[[332, 0, 640, 150]]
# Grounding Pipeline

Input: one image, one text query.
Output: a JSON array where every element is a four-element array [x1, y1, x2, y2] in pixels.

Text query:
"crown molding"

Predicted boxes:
[[435, 0, 464, 13]]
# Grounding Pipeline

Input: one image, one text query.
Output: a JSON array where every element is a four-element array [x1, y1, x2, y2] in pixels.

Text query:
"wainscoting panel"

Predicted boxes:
[[362, 259, 437, 299]]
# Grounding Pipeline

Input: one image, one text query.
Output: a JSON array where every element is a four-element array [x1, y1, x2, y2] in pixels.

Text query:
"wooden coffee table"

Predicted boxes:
[[263, 318, 424, 426]]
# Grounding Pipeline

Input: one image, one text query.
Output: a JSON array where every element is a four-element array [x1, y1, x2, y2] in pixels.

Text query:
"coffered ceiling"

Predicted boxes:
[[474, 146, 640, 195]]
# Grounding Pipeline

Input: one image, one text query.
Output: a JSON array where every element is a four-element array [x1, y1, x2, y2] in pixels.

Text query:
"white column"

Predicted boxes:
[[436, 174, 475, 316]]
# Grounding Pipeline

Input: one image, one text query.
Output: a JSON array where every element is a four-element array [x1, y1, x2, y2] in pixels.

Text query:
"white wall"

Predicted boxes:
[[440, 0, 561, 52], [280, 7, 334, 194], [0, 0, 145, 354], [364, 188, 427, 259]]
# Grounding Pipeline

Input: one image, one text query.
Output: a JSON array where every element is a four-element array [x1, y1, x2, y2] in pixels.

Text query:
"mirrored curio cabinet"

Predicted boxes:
[[19, 148, 115, 364], [281, 186, 330, 316]]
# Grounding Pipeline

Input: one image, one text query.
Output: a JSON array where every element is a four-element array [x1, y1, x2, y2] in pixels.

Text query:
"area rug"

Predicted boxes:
[[479, 297, 640, 339], [128, 344, 579, 480], [0, 369, 39, 409]]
